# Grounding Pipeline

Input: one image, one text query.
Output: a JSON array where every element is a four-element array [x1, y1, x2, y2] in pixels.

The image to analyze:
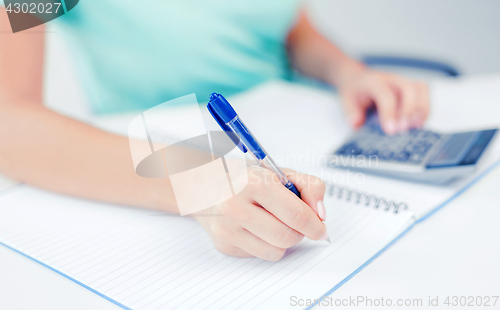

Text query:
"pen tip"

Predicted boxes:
[[326, 236, 331, 243]]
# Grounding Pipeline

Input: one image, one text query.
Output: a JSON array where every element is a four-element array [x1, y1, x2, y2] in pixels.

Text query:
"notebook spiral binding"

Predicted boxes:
[[326, 183, 408, 214]]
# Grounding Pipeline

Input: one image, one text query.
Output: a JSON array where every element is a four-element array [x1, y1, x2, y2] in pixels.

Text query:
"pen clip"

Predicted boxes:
[[207, 104, 247, 153]]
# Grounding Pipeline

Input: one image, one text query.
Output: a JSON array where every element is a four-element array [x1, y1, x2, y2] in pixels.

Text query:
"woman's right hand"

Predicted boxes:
[[195, 165, 328, 261]]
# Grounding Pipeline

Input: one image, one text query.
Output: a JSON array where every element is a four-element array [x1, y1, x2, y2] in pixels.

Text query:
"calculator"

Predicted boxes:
[[328, 112, 498, 184]]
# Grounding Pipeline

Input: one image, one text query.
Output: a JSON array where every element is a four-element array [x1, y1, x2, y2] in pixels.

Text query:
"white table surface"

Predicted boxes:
[[331, 166, 500, 309]]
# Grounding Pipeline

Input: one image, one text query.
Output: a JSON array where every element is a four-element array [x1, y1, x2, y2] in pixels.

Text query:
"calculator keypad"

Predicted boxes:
[[334, 117, 442, 164]]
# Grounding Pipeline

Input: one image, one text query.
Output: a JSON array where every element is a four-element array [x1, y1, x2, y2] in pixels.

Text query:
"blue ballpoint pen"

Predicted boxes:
[[207, 93, 330, 242], [207, 93, 301, 197]]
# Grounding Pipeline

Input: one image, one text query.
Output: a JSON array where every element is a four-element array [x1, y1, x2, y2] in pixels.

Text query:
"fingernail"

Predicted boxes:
[[349, 114, 360, 128], [320, 230, 329, 241], [412, 114, 424, 128], [317, 201, 326, 221], [384, 119, 397, 135], [398, 117, 410, 132]]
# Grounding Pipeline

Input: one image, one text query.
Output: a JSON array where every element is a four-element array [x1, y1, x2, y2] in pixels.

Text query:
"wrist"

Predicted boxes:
[[325, 58, 367, 87]]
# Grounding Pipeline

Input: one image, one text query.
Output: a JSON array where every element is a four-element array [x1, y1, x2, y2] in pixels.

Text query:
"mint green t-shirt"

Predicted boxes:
[[52, 0, 301, 114]]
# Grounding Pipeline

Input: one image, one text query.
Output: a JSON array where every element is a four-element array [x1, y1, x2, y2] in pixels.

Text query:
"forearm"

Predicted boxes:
[[286, 11, 366, 86], [0, 100, 178, 213]]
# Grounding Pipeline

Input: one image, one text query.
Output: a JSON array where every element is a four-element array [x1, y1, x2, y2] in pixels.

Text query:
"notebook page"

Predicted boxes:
[[0, 186, 413, 310]]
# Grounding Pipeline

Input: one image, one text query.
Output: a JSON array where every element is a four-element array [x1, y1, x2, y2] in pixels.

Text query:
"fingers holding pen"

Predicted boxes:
[[248, 167, 327, 241], [282, 169, 327, 221], [197, 165, 329, 261]]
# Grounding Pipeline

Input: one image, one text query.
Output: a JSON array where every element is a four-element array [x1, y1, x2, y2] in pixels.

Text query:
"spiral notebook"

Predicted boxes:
[[1, 80, 499, 309], [0, 181, 416, 310]]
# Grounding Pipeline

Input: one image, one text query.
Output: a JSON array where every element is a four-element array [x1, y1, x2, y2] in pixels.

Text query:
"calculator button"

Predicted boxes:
[[423, 131, 441, 140], [364, 148, 378, 156], [410, 153, 424, 163], [380, 150, 394, 160], [396, 151, 410, 161], [405, 144, 417, 153], [336, 143, 352, 154], [413, 140, 426, 147], [415, 144, 431, 154], [345, 146, 362, 155]]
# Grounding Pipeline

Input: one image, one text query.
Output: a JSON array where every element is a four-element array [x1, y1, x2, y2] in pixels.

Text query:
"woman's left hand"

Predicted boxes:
[[334, 66, 430, 135]]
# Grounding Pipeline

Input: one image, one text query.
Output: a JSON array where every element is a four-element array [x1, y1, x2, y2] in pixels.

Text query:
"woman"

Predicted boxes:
[[0, 0, 428, 261]]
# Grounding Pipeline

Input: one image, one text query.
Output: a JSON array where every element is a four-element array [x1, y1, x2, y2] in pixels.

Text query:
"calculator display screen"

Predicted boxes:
[[427, 129, 497, 168]]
